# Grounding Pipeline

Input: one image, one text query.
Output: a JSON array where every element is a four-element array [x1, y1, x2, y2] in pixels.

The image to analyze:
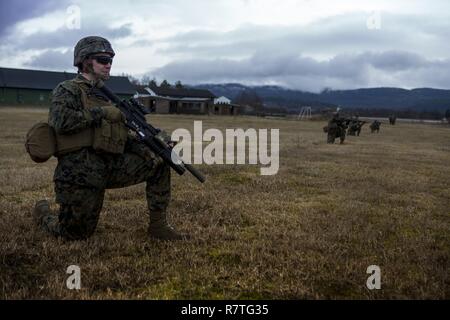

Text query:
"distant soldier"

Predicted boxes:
[[323, 113, 348, 144], [389, 114, 397, 125], [347, 118, 366, 136], [445, 109, 450, 124], [355, 120, 366, 136], [346, 119, 357, 136], [370, 120, 382, 133]]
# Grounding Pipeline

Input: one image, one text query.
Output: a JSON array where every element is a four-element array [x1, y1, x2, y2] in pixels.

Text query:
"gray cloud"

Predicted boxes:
[[154, 13, 450, 61], [18, 19, 133, 71], [21, 21, 132, 71], [3, 2, 450, 91], [24, 49, 73, 70], [13, 22, 133, 51], [142, 11, 450, 91], [150, 51, 450, 92], [360, 51, 427, 71], [0, 0, 69, 37]]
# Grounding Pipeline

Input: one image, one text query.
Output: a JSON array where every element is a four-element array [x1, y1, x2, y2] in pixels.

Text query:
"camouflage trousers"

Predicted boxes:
[[41, 140, 171, 240], [327, 126, 346, 144]]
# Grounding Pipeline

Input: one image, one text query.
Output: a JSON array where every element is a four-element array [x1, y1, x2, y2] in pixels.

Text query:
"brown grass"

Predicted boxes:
[[0, 107, 449, 299]]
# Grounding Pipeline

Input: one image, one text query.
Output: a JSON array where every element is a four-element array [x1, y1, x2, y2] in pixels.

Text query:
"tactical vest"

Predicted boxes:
[[55, 79, 128, 155], [26, 79, 128, 163]]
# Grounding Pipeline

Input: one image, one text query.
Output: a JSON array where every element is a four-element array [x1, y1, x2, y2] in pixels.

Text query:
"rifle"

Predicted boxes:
[[357, 120, 367, 127], [96, 80, 206, 183], [335, 118, 352, 126]]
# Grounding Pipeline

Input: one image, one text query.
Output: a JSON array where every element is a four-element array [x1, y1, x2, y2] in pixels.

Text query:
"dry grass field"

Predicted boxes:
[[0, 107, 449, 299]]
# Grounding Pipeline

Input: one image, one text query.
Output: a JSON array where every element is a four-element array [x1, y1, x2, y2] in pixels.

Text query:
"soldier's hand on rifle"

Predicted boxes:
[[101, 106, 125, 122], [153, 130, 177, 148]]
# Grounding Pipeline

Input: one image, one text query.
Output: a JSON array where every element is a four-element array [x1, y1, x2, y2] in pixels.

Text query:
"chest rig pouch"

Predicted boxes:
[[78, 83, 128, 155]]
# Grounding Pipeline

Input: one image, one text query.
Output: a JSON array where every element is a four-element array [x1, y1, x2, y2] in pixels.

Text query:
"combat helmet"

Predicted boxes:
[[73, 36, 115, 67]]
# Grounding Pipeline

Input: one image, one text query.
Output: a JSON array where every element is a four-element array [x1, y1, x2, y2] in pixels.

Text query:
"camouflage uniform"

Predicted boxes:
[[347, 120, 365, 136], [326, 114, 347, 144], [347, 120, 358, 136], [370, 120, 381, 133], [37, 75, 172, 240], [389, 115, 397, 125]]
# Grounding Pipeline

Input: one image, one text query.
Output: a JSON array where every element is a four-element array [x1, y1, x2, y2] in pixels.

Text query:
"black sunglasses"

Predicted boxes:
[[91, 55, 113, 65]]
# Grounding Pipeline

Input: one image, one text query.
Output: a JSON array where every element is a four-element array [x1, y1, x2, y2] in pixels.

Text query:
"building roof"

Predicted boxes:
[[214, 96, 232, 104], [0, 67, 136, 95], [135, 86, 149, 95], [148, 85, 216, 99]]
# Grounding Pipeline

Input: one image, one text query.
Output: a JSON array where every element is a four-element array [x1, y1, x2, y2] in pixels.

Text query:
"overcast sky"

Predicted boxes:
[[1, 0, 450, 91]]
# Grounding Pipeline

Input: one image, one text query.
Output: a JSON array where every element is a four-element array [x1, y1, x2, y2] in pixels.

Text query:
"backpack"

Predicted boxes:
[[25, 122, 56, 163]]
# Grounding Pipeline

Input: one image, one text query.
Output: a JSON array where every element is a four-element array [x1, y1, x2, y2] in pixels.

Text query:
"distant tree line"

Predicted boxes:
[[122, 73, 184, 89]]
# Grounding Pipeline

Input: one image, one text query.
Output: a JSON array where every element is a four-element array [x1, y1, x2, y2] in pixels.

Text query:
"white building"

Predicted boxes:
[[214, 96, 231, 105]]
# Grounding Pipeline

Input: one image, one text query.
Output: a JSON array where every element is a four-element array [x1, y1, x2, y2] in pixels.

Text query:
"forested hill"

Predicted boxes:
[[194, 83, 450, 112]]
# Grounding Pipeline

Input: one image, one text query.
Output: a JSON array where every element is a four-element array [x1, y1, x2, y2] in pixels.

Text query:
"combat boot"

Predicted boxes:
[[148, 211, 187, 241], [33, 200, 50, 227]]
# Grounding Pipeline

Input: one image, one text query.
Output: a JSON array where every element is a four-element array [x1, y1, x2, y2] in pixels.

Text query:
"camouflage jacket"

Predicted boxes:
[[49, 74, 106, 134], [49, 75, 154, 191]]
